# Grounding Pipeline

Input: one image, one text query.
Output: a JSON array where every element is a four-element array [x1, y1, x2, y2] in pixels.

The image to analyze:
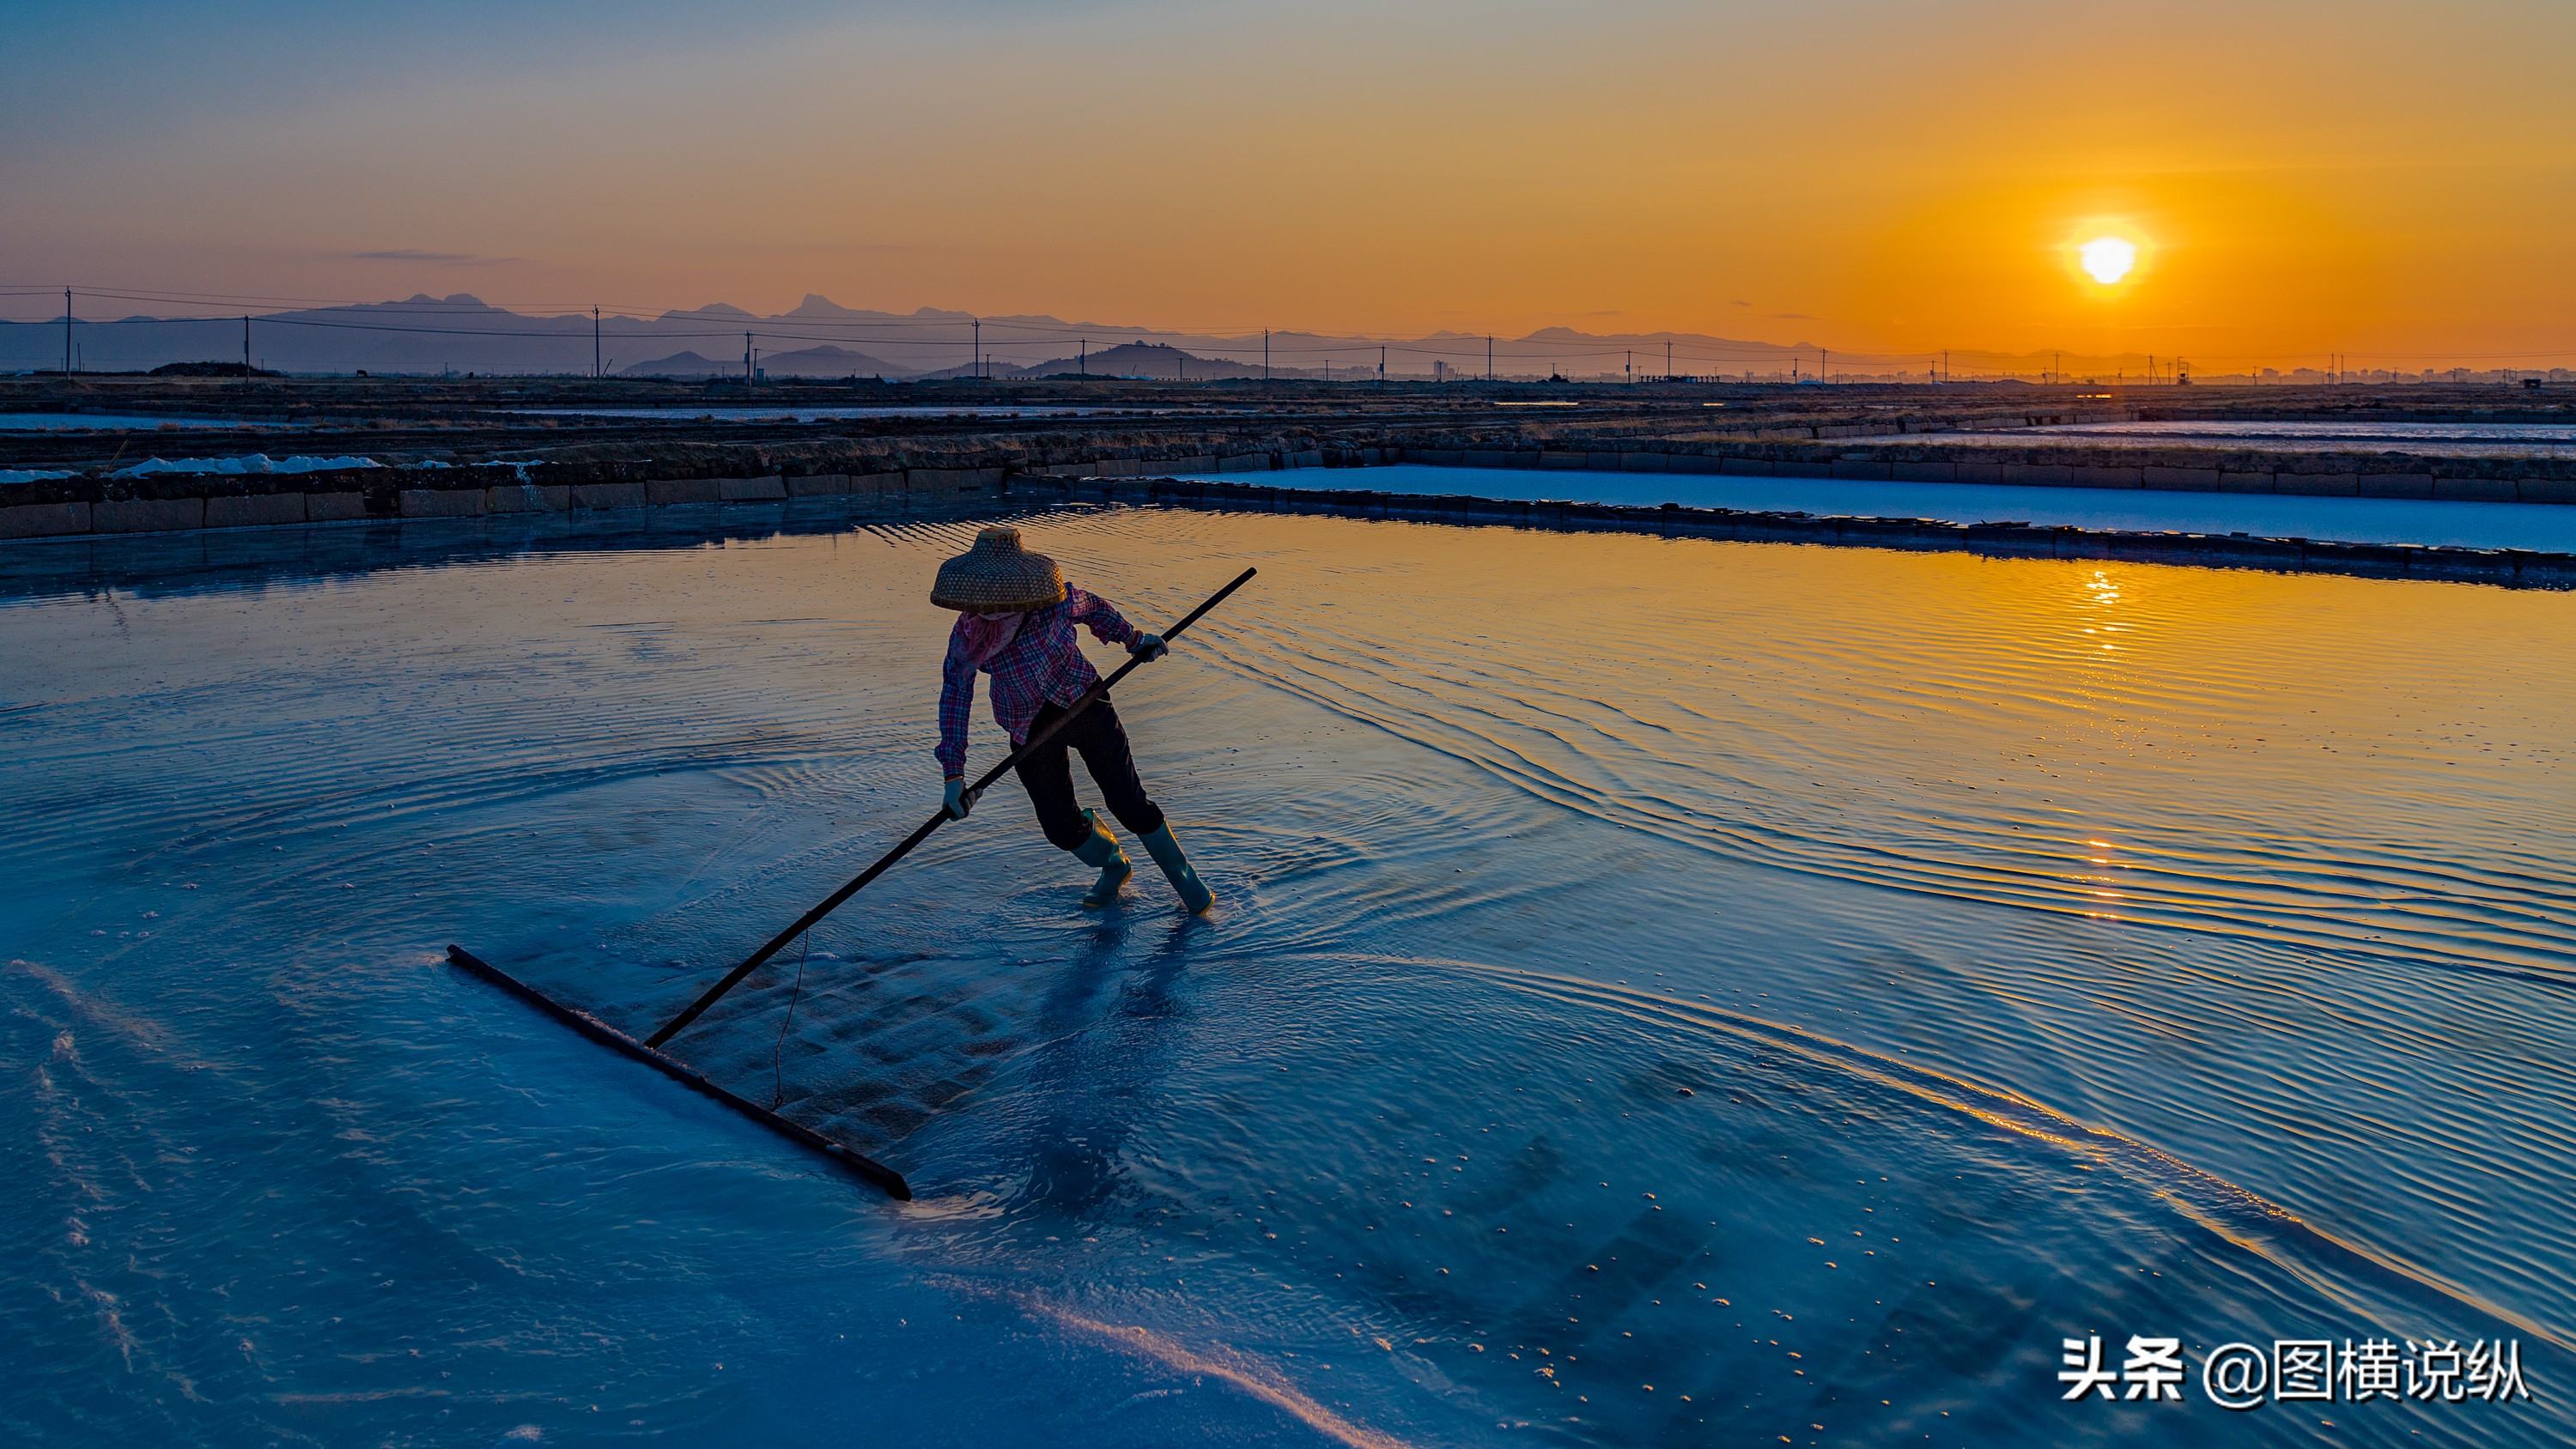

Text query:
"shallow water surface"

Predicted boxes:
[[4, 504, 2572, 1446], [1942, 419, 2576, 459], [1184, 463, 2576, 551]]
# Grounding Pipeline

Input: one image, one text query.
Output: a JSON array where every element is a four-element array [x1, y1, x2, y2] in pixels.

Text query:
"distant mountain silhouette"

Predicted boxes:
[[933, 341, 1327, 382], [624, 343, 908, 379], [1002, 342, 1264, 381], [756, 343, 906, 378], [0, 287, 2205, 379], [621, 350, 741, 379]]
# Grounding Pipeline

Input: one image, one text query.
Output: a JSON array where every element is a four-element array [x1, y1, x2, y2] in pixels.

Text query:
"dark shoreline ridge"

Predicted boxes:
[[3, 463, 2566, 591]]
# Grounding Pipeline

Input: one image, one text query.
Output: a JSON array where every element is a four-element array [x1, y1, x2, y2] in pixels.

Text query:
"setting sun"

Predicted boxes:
[[2080, 236, 2136, 285]]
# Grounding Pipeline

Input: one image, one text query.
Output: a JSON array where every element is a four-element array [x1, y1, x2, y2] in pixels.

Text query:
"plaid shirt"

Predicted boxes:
[[936, 584, 1141, 778]]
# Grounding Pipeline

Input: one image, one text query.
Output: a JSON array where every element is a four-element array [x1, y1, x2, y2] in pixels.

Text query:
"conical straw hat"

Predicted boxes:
[[930, 525, 1066, 611]]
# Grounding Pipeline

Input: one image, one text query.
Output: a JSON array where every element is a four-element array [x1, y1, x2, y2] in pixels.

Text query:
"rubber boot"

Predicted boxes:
[[1139, 822, 1214, 914], [1071, 809, 1132, 907]]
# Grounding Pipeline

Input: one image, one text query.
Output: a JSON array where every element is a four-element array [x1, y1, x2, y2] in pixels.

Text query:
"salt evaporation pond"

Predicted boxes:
[[5, 503, 2572, 1446], [1179, 463, 2576, 552], [1957, 419, 2576, 459]]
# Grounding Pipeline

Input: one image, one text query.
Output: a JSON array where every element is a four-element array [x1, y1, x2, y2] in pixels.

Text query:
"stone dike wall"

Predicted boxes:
[[0, 464, 1005, 542], [0, 447, 1365, 543]]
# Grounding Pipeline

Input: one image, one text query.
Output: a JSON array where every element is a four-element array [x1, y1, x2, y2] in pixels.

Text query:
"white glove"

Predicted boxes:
[[942, 778, 975, 820], [1129, 633, 1168, 661]]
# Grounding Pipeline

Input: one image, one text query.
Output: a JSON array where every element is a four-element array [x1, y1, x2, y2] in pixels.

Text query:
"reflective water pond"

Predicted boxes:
[[4, 503, 2570, 1446], [1943, 418, 2576, 458], [1177, 463, 2576, 551]]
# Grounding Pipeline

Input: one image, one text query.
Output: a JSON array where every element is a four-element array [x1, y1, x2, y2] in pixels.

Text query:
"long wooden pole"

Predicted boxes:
[[646, 566, 1258, 1049]]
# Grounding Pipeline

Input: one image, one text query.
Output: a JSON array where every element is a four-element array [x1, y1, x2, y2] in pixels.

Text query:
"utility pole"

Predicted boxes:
[[1626, 349, 1632, 384], [744, 330, 753, 385], [972, 318, 981, 379], [243, 315, 251, 372], [1487, 335, 1494, 380], [1820, 348, 1827, 382], [64, 287, 73, 377], [1378, 345, 1385, 385], [1666, 339, 1672, 380], [1263, 328, 1269, 383], [1079, 338, 1086, 377], [593, 306, 601, 379]]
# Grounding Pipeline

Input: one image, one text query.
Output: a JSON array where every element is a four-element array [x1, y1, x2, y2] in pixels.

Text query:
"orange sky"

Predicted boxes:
[[4, 1, 2571, 368]]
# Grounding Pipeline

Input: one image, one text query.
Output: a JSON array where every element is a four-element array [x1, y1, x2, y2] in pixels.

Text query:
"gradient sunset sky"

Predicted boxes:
[[5, 0, 2569, 369]]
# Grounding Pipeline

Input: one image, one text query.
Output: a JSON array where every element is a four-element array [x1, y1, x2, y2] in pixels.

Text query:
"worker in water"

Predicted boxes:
[[930, 524, 1213, 913]]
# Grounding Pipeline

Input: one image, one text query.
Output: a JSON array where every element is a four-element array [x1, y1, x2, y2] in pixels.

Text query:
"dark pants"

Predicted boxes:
[[1015, 697, 1166, 851]]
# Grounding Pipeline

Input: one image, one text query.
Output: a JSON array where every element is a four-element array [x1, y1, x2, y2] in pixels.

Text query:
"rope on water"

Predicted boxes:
[[769, 929, 810, 1112]]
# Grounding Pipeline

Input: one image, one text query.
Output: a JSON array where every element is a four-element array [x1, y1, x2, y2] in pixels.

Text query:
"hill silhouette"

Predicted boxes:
[[981, 342, 1283, 381], [756, 343, 905, 378], [620, 350, 740, 379], [0, 287, 2216, 379]]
